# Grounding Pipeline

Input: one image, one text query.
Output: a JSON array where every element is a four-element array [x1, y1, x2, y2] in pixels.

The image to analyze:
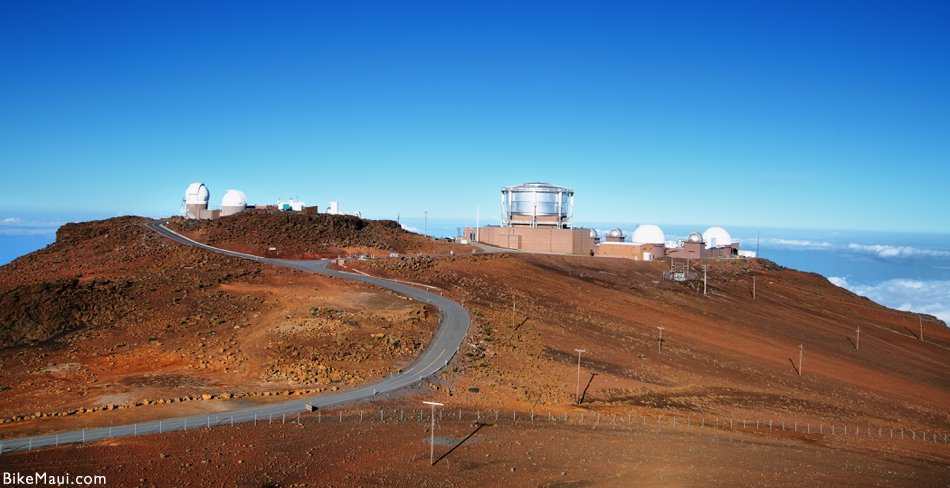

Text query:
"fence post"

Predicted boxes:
[[283, 413, 286, 424], [82, 429, 86, 443], [381, 409, 384, 421], [340, 411, 343, 423]]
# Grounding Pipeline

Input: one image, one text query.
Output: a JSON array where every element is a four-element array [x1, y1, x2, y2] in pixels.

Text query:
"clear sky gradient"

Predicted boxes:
[[1, 1, 948, 232]]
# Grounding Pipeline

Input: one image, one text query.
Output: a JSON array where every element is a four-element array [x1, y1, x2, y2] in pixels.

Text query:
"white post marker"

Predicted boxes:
[[423, 401, 444, 465], [798, 344, 804, 376], [657, 327, 664, 355], [574, 349, 586, 404], [855, 326, 860, 351]]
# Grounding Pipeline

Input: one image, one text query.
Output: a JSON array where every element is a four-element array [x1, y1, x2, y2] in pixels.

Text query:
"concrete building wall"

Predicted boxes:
[[469, 226, 592, 255], [595, 242, 666, 260]]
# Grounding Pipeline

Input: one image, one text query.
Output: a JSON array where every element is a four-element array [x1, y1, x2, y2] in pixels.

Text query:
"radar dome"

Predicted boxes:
[[184, 183, 209, 205], [702, 226, 732, 249], [607, 228, 625, 238], [631, 224, 665, 244], [687, 232, 703, 243]]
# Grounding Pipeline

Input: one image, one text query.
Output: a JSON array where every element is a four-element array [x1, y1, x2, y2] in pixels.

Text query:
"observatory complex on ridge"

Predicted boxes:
[[466, 183, 595, 254], [467, 182, 751, 260]]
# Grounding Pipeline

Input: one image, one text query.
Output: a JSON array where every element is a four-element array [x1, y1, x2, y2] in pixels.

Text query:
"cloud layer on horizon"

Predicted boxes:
[[0, 217, 62, 236], [828, 276, 950, 325]]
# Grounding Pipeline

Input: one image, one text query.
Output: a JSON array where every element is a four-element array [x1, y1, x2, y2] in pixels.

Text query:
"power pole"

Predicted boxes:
[[424, 211, 428, 237], [574, 349, 586, 404], [423, 401, 443, 465], [798, 344, 804, 376], [703, 265, 708, 295], [855, 326, 860, 351], [919, 316, 924, 342], [512, 294, 516, 327], [657, 327, 664, 355], [752, 276, 756, 300]]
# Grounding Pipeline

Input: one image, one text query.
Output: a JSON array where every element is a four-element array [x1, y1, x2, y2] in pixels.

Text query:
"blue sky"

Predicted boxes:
[[1, 1, 948, 232]]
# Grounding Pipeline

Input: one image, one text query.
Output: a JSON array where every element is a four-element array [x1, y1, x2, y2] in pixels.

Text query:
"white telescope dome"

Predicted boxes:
[[687, 232, 704, 243], [631, 224, 665, 244], [607, 228, 625, 238], [589, 229, 599, 239], [702, 226, 732, 249], [221, 189, 247, 208], [184, 183, 209, 205]]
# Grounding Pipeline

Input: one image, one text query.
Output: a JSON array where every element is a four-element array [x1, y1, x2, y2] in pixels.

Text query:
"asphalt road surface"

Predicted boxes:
[[0, 221, 470, 454]]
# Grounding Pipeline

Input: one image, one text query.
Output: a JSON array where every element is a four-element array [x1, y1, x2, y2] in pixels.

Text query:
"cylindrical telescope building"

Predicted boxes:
[[221, 189, 247, 216], [501, 182, 574, 228], [183, 183, 210, 219]]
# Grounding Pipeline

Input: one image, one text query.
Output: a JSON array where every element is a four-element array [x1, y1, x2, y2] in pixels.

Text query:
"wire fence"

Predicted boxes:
[[2, 407, 947, 455]]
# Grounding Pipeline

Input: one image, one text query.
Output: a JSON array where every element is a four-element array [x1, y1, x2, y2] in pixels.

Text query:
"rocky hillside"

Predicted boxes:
[[0, 217, 262, 349], [166, 210, 467, 259]]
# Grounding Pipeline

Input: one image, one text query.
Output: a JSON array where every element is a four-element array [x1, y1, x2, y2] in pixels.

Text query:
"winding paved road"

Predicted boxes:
[[0, 222, 470, 454]]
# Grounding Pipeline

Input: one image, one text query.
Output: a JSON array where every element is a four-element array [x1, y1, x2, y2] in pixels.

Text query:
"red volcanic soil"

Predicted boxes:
[[350, 253, 950, 435], [166, 209, 469, 259], [0, 217, 440, 437], [2, 215, 948, 485], [3, 406, 948, 487]]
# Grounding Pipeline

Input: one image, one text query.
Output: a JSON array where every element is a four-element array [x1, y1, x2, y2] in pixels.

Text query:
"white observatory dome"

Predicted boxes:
[[221, 189, 247, 208], [589, 229, 599, 239], [687, 232, 704, 243], [607, 228, 625, 238], [221, 189, 248, 216], [184, 183, 210, 205], [702, 226, 732, 249], [631, 224, 665, 244]]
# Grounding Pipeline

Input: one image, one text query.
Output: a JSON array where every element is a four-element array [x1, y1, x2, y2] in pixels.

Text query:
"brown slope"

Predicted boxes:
[[351, 253, 950, 434], [165, 209, 469, 259], [0, 216, 440, 436]]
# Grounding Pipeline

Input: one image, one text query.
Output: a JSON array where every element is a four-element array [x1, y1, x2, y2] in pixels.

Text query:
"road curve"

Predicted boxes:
[[0, 222, 470, 454]]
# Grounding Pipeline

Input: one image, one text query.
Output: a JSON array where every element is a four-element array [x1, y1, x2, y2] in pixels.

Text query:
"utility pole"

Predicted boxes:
[[752, 276, 756, 300], [919, 316, 924, 342], [511, 294, 516, 327], [855, 326, 860, 351], [657, 327, 664, 355], [574, 349, 586, 404], [703, 265, 708, 295], [798, 344, 804, 376], [424, 211, 428, 238], [423, 401, 443, 465]]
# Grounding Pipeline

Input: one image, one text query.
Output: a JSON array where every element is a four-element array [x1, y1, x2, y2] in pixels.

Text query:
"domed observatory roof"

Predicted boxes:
[[183, 183, 210, 219], [687, 232, 704, 244], [631, 224, 665, 245], [589, 229, 599, 239], [221, 189, 247, 216], [184, 183, 210, 205], [702, 226, 732, 249], [608, 228, 624, 238]]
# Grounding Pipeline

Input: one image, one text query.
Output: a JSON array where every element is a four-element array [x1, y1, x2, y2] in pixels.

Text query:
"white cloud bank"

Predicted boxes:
[[400, 223, 421, 234], [0, 217, 62, 236], [828, 277, 950, 325], [846, 243, 950, 259], [766, 238, 834, 249]]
